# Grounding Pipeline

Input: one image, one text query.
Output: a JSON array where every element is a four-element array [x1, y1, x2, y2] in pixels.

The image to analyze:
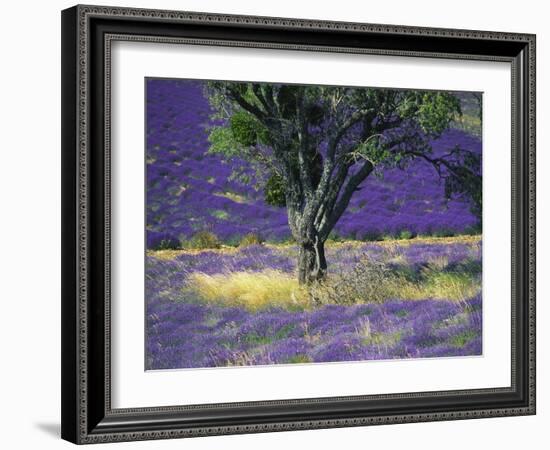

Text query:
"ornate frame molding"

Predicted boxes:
[[61, 4, 536, 444]]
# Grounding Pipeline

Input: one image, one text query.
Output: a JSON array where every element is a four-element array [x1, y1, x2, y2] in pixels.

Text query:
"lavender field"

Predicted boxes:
[[146, 238, 482, 369], [145, 78, 483, 369], [146, 79, 481, 247]]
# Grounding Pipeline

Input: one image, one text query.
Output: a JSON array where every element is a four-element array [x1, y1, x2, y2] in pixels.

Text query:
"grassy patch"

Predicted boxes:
[[184, 231, 221, 250], [186, 266, 480, 311], [286, 354, 313, 364], [244, 324, 295, 345], [210, 209, 230, 220], [362, 331, 403, 348], [158, 236, 482, 310], [239, 233, 264, 247], [214, 191, 250, 204], [185, 270, 309, 311], [411, 272, 479, 301], [395, 309, 409, 318], [243, 333, 274, 345], [449, 330, 478, 347]]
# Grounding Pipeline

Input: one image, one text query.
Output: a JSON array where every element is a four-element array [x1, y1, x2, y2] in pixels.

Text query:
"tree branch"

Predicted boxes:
[[295, 91, 314, 198], [226, 87, 267, 120], [251, 84, 273, 116], [314, 161, 350, 230], [333, 107, 375, 146], [320, 159, 374, 238]]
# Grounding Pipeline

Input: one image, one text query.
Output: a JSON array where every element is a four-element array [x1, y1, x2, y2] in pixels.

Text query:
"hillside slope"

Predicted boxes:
[[146, 79, 481, 248]]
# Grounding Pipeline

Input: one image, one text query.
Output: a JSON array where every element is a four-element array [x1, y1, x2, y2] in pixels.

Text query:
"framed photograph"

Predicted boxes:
[[61, 4, 536, 444]]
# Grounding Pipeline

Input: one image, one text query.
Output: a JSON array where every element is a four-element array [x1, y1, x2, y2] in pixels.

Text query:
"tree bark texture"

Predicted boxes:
[[298, 238, 327, 285]]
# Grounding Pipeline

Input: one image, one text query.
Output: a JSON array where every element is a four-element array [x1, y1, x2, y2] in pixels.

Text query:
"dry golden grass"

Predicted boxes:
[[213, 191, 250, 204], [148, 245, 240, 261], [185, 270, 310, 311], [396, 272, 479, 302], [149, 235, 481, 261], [353, 234, 480, 247], [185, 268, 480, 311], [153, 236, 481, 310]]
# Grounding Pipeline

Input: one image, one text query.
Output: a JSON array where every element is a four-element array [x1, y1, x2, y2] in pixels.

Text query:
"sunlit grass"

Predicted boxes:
[[396, 271, 479, 302], [148, 234, 481, 260], [449, 330, 479, 347], [214, 191, 250, 204], [185, 268, 480, 311], [151, 236, 482, 311], [210, 209, 230, 220], [185, 270, 309, 311]]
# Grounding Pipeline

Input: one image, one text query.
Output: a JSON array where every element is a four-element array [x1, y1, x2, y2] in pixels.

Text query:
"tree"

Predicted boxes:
[[206, 82, 481, 285]]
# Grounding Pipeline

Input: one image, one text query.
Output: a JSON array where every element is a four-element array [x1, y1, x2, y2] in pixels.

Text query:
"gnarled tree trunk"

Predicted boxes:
[[297, 237, 327, 285]]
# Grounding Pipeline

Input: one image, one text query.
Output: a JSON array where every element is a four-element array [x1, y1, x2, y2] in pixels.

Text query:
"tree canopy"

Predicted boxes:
[[206, 81, 481, 284]]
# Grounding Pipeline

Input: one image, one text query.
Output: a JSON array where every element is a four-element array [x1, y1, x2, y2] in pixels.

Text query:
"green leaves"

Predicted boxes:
[[204, 80, 478, 235], [352, 137, 391, 165], [417, 93, 461, 135], [208, 111, 270, 160], [398, 91, 461, 136], [264, 173, 286, 207], [207, 126, 241, 157], [230, 112, 270, 147], [230, 112, 259, 147]]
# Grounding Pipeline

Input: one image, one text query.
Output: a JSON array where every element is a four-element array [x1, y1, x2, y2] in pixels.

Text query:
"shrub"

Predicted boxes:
[[433, 228, 456, 238], [147, 231, 180, 250], [463, 225, 482, 236], [157, 239, 181, 250], [398, 230, 416, 240], [210, 209, 230, 220], [225, 235, 241, 247], [308, 250, 481, 306], [186, 231, 221, 249], [360, 229, 383, 242], [309, 257, 396, 306], [239, 233, 264, 247], [327, 230, 344, 242], [264, 173, 286, 207]]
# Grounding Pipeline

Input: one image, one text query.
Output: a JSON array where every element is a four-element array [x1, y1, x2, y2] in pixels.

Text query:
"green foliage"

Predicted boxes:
[[433, 228, 456, 238], [207, 126, 241, 157], [443, 148, 482, 222], [327, 230, 344, 242], [210, 209, 230, 220], [398, 230, 415, 240], [305, 103, 324, 125], [276, 85, 299, 117], [352, 137, 391, 165], [186, 231, 221, 250], [239, 233, 264, 247], [398, 91, 461, 135], [361, 230, 384, 242], [208, 113, 270, 157], [230, 111, 260, 146], [286, 354, 313, 364], [264, 173, 286, 207], [417, 93, 462, 134], [205, 81, 479, 252], [157, 239, 181, 250], [449, 330, 478, 347]]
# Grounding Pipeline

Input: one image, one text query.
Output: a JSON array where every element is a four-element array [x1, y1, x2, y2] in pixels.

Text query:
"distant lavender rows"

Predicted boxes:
[[146, 240, 482, 369], [146, 79, 482, 247]]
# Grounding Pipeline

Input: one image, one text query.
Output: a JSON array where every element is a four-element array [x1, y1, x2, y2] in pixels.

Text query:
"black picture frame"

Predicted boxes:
[[61, 4, 536, 444]]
